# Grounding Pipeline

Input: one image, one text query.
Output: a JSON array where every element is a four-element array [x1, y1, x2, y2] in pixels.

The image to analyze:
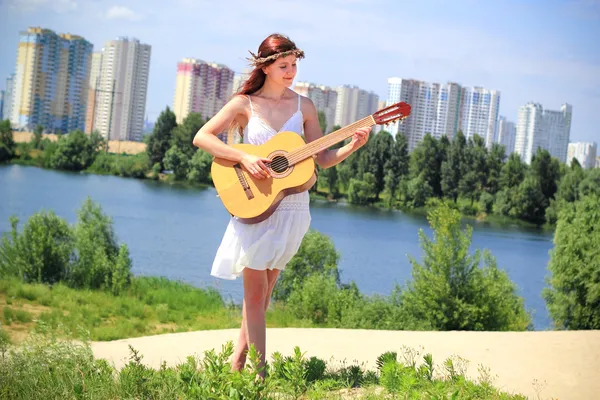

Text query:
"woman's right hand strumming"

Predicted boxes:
[[241, 154, 271, 179]]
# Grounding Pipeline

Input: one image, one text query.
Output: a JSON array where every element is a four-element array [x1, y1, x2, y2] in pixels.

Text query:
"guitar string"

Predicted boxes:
[[286, 119, 372, 165], [266, 117, 404, 172], [266, 120, 368, 171], [263, 109, 406, 172], [287, 110, 406, 164], [266, 117, 399, 171]]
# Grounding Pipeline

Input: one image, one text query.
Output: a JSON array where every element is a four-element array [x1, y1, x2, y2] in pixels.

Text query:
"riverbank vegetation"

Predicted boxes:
[[1, 196, 534, 346], [2, 110, 598, 228]]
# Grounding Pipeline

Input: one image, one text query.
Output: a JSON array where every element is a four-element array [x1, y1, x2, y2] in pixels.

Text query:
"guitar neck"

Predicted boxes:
[[287, 115, 376, 165]]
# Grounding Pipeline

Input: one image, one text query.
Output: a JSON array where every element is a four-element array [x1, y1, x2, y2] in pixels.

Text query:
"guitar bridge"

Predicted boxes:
[[234, 164, 254, 200]]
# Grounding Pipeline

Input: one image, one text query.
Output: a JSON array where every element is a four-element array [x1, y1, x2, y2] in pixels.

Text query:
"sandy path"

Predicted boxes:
[[91, 328, 600, 399]]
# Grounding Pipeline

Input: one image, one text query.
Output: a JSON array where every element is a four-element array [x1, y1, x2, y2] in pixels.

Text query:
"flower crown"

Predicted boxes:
[[246, 48, 305, 67]]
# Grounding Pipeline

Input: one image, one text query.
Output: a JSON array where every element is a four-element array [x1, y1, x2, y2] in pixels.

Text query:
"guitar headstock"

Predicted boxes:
[[373, 102, 411, 126]]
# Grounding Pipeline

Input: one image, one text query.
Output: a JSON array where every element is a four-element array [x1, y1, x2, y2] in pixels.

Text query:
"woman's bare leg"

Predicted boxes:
[[231, 268, 281, 372]]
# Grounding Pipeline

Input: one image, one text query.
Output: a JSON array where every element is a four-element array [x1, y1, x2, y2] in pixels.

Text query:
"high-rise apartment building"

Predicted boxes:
[[459, 86, 501, 148], [231, 68, 251, 96], [10, 27, 93, 133], [514, 102, 572, 164], [91, 37, 151, 142], [496, 116, 516, 155], [386, 78, 500, 151], [173, 58, 234, 124], [294, 81, 338, 132], [567, 142, 597, 169], [386, 78, 462, 151], [0, 91, 4, 121], [85, 52, 103, 134], [334, 85, 378, 129], [2, 74, 15, 123]]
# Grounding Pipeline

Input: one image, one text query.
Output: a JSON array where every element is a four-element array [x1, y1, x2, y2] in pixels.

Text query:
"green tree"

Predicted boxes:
[[323, 165, 339, 197], [486, 144, 507, 194], [147, 107, 177, 170], [50, 130, 104, 171], [163, 145, 190, 181], [337, 163, 353, 193], [0, 213, 73, 284], [0, 119, 16, 162], [112, 244, 133, 295], [545, 162, 585, 224], [403, 173, 433, 208], [409, 134, 443, 197], [578, 168, 600, 198], [187, 149, 213, 183], [273, 230, 340, 301], [320, 139, 344, 197], [543, 194, 600, 329], [363, 131, 394, 200], [500, 153, 527, 189], [441, 131, 466, 202], [347, 172, 376, 205], [383, 132, 409, 206], [513, 176, 547, 224], [530, 147, 561, 203], [399, 202, 531, 331], [171, 112, 205, 158], [70, 198, 132, 292], [317, 110, 327, 133], [32, 124, 43, 149], [459, 135, 488, 205]]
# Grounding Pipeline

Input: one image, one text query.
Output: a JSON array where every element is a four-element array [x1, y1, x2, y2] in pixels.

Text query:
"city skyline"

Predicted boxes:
[[0, 0, 598, 144]]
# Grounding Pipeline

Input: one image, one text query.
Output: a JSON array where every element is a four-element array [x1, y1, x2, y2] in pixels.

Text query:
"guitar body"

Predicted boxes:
[[211, 130, 317, 224]]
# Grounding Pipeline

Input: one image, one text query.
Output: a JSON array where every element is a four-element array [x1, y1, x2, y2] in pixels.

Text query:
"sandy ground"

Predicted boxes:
[[91, 328, 600, 400]]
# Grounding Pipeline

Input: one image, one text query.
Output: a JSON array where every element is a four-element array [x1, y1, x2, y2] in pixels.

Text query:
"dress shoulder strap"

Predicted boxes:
[[247, 95, 255, 115], [297, 93, 301, 112]]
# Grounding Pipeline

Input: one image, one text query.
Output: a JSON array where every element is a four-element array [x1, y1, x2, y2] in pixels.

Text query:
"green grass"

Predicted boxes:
[[0, 276, 314, 343], [0, 328, 526, 399]]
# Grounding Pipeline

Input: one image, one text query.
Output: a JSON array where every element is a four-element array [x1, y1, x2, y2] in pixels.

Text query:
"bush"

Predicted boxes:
[[0, 213, 73, 284], [543, 194, 600, 329], [273, 230, 340, 302], [0, 198, 132, 294], [187, 150, 213, 183], [479, 192, 494, 214], [347, 173, 376, 205], [163, 145, 189, 180], [398, 202, 531, 331], [49, 130, 104, 171]]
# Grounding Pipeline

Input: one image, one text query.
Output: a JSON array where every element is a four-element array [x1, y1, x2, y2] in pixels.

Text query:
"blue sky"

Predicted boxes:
[[1, 0, 598, 143]]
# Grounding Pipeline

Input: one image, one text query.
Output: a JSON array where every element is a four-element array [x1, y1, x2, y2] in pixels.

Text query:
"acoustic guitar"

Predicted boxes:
[[211, 101, 411, 224]]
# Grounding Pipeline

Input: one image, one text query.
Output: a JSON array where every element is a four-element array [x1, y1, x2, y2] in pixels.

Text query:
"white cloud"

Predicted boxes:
[[106, 5, 143, 21], [5, 0, 77, 12]]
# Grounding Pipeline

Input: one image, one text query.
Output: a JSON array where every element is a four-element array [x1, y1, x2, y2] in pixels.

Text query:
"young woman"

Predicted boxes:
[[192, 33, 370, 377]]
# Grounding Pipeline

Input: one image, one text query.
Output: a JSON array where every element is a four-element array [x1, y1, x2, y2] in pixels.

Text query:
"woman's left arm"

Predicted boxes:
[[303, 98, 371, 169]]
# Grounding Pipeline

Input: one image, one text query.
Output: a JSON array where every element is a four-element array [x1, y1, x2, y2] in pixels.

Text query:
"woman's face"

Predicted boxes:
[[263, 55, 297, 87]]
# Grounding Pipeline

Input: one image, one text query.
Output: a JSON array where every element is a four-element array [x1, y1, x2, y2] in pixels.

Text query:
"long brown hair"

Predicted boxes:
[[228, 33, 303, 141]]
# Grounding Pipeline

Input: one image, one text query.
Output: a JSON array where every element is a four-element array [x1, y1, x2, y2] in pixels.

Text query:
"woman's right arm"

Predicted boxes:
[[192, 95, 248, 162], [192, 95, 271, 179]]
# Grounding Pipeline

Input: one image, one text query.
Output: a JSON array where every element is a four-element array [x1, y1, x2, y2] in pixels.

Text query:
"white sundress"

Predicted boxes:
[[210, 93, 312, 280]]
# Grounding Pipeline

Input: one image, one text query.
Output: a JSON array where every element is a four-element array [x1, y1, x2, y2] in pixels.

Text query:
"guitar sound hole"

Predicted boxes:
[[269, 155, 289, 173]]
